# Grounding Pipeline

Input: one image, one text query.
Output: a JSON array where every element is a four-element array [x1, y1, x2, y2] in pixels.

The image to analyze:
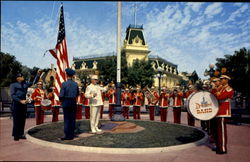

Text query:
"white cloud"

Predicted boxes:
[[187, 2, 204, 12], [122, 2, 149, 21], [233, 3, 244, 7], [1, 2, 249, 79], [204, 3, 223, 19], [1, 14, 116, 69], [142, 3, 249, 78], [226, 4, 248, 23]]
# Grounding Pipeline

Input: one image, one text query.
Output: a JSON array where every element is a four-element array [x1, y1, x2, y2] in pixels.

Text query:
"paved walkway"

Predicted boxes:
[[1, 108, 250, 161]]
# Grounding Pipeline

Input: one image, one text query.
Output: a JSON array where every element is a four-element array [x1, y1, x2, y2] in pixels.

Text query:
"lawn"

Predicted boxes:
[[28, 120, 205, 148]]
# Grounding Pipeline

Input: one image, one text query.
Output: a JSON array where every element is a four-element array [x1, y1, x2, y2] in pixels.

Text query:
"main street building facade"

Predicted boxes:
[[72, 24, 182, 88]]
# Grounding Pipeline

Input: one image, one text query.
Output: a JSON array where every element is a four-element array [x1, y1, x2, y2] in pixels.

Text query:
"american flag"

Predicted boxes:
[[49, 4, 69, 103]]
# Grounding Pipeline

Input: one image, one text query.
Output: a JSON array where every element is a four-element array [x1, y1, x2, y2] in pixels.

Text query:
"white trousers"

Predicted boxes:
[[90, 105, 101, 132]]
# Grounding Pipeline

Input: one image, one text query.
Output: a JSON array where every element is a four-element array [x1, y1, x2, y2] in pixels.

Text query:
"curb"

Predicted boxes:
[[25, 120, 208, 154]]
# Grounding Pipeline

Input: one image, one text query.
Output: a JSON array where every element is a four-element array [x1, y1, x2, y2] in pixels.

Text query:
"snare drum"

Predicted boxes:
[[187, 91, 219, 121], [41, 99, 52, 111]]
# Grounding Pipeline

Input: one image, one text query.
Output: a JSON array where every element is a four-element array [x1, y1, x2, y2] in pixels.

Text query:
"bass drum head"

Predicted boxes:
[[187, 91, 219, 121], [41, 99, 52, 106], [41, 99, 52, 111]]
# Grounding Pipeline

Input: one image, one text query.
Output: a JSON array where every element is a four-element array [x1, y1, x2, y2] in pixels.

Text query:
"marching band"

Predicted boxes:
[[27, 78, 234, 126], [17, 68, 233, 155]]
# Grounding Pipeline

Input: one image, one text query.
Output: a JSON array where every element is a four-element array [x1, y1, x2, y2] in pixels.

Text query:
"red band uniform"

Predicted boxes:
[[83, 92, 90, 119], [209, 78, 223, 144], [100, 91, 106, 119], [132, 89, 143, 120], [147, 88, 159, 121], [170, 90, 183, 124], [31, 86, 46, 125], [76, 89, 84, 120], [159, 87, 169, 122], [184, 87, 196, 126], [47, 88, 60, 122], [214, 75, 234, 154], [107, 87, 116, 119], [122, 89, 131, 119]]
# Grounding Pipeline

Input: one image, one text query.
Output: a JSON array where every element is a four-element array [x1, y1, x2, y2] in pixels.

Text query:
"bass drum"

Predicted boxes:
[[41, 99, 52, 111], [187, 91, 219, 121]]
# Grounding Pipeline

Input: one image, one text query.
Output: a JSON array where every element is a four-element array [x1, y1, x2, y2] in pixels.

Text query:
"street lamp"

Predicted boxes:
[[156, 67, 165, 95], [204, 64, 215, 78], [155, 67, 166, 116]]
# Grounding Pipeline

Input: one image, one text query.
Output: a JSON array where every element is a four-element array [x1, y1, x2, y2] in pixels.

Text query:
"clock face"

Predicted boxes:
[[135, 39, 139, 43]]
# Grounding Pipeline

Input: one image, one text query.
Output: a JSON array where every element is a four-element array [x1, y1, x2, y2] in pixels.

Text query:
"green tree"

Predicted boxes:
[[0, 52, 22, 87], [127, 59, 155, 88], [97, 56, 155, 88], [215, 48, 250, 97], [97, 56, 117, 85], [0, 52, 41, 87], [97, 54, 128, 86]]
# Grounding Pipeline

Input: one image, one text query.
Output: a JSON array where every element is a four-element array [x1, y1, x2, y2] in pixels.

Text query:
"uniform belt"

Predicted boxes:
[[64, 97, 75, 100], [219, 99, 230, 103]]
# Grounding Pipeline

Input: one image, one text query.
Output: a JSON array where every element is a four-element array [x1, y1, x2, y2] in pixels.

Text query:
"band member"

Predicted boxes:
[[211, 78, 222, 95], [107, 83, 116, 119], [214, 75, 234, 154], [10, 71, 40, 141], [132, 85, 144, 120], [85, 75, 108, 133], [100, 83, 106, 119], [122, 87, 131, 119], [159, 86, 169, 122], [31, 80, 46, 125], [184, 84, 196, 126], [147, 86, 159, 121], [209, 77, 222, 148], [47, 87, 60, 122], [59, 68, 79, 140], [170, 88, 184, 124], [76, 86, 84, 120], [82, 89, 90, 119]]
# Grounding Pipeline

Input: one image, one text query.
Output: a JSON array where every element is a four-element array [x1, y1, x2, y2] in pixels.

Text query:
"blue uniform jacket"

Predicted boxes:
[[10, 82, 33, 102], [59, 79, 79, 107], [10, 75, 39, 102]]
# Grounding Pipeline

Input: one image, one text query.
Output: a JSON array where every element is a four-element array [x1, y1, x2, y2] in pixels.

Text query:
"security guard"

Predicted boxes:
[[59, 68, 79, 140], [10, 72, 40, 141]]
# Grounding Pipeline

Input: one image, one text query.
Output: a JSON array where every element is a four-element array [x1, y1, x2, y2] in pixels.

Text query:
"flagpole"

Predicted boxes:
[[112, 1, 125, 121]]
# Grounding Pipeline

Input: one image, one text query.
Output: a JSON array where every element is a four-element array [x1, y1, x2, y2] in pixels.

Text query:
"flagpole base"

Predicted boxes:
[[111, 82, 125, 121], [111, 112, 125, 121]]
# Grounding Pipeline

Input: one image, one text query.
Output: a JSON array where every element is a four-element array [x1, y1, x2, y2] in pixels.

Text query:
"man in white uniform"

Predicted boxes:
[[85, 75, 108, 133]]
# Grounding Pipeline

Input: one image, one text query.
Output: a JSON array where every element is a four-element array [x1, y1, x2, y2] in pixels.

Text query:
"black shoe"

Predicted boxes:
[[19, 135, 26, 139], [211, 147, 217, 151], [60, 137, 74, 141], [14, 137, 19, 141], [216, 151, 227, 154]]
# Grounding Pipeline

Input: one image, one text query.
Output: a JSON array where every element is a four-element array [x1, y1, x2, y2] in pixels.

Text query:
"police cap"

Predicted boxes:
[[16, 73, 23, 78], [65, 68, 75, 76]]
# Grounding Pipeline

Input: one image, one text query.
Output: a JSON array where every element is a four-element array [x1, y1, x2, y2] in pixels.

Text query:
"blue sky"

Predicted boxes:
[[1, 1, 250, 79]]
